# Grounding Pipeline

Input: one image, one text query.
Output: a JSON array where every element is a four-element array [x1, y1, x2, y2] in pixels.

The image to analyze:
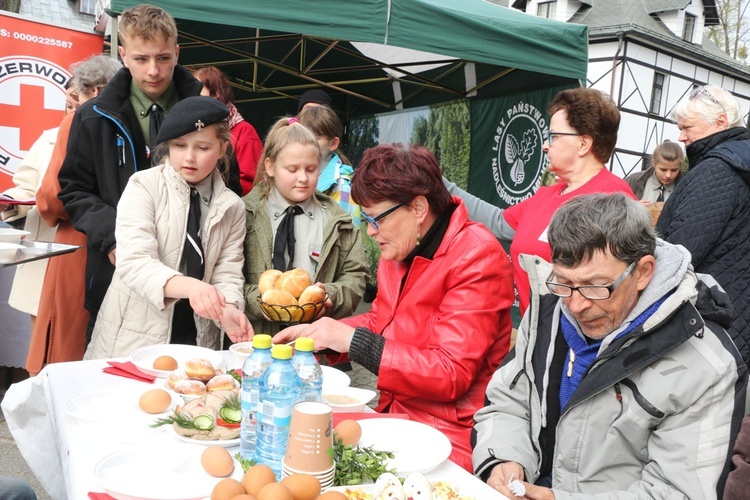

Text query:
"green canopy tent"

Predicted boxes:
[[108, 0, 588, 131]]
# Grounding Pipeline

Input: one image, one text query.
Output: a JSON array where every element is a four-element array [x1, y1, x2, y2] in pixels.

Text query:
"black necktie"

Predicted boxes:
[[184, 188, 204, 279], [171, 188, 203, 346], [148, 103, 163, 151], [273, 205, 304, 271], [656, 185, 665, 202]]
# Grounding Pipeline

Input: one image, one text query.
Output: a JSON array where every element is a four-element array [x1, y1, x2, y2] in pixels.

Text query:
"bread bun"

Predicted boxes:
[[274, 268, 312, 298], [258, 269, 283, 295], [174, 379, 207, 395], [167, 369, 189, 390], [206, 374, 239, 392], [261, 289, 297, 306], [298, 285, 326, 305], [184, 358, 217, 382]]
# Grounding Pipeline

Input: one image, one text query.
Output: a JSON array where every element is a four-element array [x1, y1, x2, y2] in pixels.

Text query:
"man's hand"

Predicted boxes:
[[108, 247, 117, 266], [487, 462, 525, 498], [221, 305, 252, 343], [273, 317, 354, 353], [487, 463, 555, 500]]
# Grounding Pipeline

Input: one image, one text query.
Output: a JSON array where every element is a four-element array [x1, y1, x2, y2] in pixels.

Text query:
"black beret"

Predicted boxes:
[[297, 89, 332, 113], [156, 96, 229, 144]]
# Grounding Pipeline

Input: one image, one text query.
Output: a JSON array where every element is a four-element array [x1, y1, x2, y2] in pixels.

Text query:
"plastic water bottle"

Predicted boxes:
[[255, 344, 301, 478], [292, 337, 322, 403], [240, 334, 273, 461]]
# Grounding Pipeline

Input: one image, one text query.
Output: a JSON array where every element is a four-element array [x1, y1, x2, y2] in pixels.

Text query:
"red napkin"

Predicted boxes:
[[333, 412, 409, 427], [103, 360, 155, 383], [88, 493, 115, 500]]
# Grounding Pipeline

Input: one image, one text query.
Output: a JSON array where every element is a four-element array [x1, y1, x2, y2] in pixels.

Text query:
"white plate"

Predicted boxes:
[[167, 425, 240, 448], [65, 386, 180, 424], [94, 442, 242, 500], [358, 418, 451, 474], [130, 345, 224, 379], [321, 365, 351, 392]]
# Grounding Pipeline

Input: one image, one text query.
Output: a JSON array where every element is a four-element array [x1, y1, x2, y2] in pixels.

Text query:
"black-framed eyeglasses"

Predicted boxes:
[[548, 132, 582, 144], [362, 202, 405, 230], [546, 261, 636, 300]]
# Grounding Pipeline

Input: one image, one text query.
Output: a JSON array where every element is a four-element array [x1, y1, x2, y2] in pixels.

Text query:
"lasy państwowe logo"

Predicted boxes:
[[491, 101, 549, 205]]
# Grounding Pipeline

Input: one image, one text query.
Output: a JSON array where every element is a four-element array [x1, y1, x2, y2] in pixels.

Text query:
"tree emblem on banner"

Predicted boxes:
[[504, 129, 538, 186], [492, 101, 548, 206]]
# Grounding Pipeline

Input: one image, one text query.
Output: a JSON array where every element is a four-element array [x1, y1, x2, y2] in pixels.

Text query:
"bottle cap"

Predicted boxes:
[[295, 337, 315, 352], [252, 334, 272, 349], [272, 344, 294, 360]]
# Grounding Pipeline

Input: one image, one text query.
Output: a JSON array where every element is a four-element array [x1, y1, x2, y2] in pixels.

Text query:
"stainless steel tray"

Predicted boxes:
[[0, 240, 81, 268]]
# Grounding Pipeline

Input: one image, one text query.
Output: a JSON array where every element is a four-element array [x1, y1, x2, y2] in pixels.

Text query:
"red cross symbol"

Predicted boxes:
[[0, 83, 64, 151]]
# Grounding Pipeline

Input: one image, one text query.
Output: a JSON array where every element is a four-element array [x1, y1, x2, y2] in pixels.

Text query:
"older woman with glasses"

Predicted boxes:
[[275, 144, 515, 471], [445, 88, 635, 315], [656, 85, 750, 366]]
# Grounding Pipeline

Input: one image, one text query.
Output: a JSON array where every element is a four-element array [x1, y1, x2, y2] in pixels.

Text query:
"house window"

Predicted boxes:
[[537, 1, 557, 19], [650, 72, 665, 114], [683, 13, 696, 42], [79, 0, 96, 16]]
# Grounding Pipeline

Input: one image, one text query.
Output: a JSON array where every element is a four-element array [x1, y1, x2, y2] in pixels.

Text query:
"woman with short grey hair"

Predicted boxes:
[[657, 84, 750, 366]]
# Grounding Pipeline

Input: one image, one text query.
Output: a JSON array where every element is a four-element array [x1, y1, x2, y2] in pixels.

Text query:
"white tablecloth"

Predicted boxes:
[[1, 354, 506, 500]]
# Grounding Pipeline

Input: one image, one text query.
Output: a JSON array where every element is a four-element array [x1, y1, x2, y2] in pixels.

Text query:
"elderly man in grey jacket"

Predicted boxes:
[[473, 193, 746, 499]]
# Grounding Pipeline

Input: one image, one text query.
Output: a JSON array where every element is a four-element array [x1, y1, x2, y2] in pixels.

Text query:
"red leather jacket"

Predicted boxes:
[[342, 198, 514, 471]]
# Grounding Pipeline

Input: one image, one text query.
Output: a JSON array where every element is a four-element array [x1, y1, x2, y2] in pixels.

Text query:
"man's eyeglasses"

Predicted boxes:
[[548, 132, 582, 144], [362, 202, 405, 230], [546, 261, 636, 300]]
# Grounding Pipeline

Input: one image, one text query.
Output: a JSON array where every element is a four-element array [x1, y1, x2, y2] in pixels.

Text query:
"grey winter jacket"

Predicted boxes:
[[473, 242, 746, 499]]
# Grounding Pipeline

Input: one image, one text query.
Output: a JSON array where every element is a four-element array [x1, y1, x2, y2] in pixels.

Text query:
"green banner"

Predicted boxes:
[[469, 86, 571, 209]]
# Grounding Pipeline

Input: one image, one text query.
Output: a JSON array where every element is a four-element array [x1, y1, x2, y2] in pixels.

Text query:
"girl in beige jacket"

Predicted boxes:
[[85, 97, 251, 359]]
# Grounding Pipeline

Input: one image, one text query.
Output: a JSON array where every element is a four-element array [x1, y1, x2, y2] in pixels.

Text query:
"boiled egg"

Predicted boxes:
[[153, 355, 178, 371], [137, 388, 172, 414], [201, 446, 234, 477]]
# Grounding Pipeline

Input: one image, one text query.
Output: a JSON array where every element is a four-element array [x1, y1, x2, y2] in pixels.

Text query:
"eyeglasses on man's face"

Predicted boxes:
[[548, 132, 582, 144], [362, 202, 405, 230], [546, 261, 637, 300]]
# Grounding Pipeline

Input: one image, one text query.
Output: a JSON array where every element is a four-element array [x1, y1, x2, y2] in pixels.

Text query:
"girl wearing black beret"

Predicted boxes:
[[85, 96, 251, 359]]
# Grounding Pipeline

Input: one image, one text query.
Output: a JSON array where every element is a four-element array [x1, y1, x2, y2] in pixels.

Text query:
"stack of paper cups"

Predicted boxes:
[[282, 402, 335, 489]]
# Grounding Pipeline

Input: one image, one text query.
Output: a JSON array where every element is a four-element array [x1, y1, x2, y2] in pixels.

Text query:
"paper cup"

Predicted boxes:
[[284, 402, 334, 472]]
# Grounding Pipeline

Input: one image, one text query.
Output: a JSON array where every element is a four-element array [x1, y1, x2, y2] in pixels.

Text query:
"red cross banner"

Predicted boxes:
[[0, 13, 103, 190]]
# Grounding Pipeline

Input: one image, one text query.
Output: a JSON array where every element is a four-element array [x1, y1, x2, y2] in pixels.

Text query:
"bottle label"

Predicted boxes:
[[260, 400, 294, 427]]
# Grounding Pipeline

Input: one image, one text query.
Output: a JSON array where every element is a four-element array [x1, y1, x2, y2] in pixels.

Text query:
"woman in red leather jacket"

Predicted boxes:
[[275, 144, 515, 471]]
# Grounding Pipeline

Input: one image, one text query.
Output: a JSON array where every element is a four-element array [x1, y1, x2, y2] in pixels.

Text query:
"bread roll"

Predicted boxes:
[[261, 289, 297, 306], [174, 379, 207, 395], [184, 358, 217, 382], [274, 268, 312, 298], [167, 369, 189, 390], [258, 269, 282, 295], [298, 285, 326, 305], [206, 374, 239, 392]]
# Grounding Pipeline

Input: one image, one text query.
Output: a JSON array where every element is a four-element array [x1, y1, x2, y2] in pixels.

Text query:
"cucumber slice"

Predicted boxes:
[[193, 414, 214, 430], [219, 407, 241, 424]]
